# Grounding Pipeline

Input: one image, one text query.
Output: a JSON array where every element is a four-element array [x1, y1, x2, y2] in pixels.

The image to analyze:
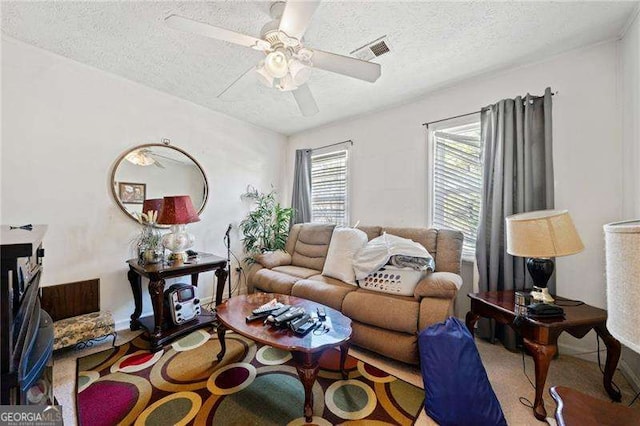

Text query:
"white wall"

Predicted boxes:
[[286, 41, 623, 354], [621, 10, 640, 219], [1, 36, 287, 328], [619, 8, 640, 390]]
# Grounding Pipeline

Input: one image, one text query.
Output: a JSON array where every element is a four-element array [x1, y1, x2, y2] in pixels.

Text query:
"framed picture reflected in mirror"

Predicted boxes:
[[118, 182, 146, 204]]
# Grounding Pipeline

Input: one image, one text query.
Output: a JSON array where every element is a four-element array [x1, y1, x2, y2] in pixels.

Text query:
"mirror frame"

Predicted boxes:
[[110, 143, 209, 227]]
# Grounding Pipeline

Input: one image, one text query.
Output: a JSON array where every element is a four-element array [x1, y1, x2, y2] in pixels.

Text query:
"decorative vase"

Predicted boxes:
[[137, 224, 163, 264]]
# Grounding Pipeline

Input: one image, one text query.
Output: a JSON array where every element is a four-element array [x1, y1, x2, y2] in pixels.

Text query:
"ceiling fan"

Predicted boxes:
[[165, 1, 382, 117]]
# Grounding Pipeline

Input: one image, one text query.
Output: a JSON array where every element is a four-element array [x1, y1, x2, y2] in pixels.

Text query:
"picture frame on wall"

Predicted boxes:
[[118, 182, 146, 204]]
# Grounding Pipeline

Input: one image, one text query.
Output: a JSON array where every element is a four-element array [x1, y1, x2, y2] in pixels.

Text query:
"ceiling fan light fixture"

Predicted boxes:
[[255, 62, 274, 87], [289, 58, 312, 86], [264, 50, 289, 78], [276, 73, 298, 92], [125, 150, 155, 166]]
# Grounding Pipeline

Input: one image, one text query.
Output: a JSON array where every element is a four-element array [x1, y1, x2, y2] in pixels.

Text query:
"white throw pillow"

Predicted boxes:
[[322, 227, 369, 285]]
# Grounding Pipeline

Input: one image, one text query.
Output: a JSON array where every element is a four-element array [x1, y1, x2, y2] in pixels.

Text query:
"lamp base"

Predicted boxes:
[[162, 224, 195, 264], [531, 286, 555, 303]]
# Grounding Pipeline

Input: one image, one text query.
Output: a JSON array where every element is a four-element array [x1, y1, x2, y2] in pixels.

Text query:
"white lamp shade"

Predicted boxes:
[[506, 209, 584, 257], [604, 220, 640, 354], [264, 51, 288, 78]]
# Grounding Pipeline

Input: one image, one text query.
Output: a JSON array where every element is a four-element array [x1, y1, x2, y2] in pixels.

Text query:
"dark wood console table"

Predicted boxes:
[[126, 253, 227, 352], [466, 291, 621, 422]]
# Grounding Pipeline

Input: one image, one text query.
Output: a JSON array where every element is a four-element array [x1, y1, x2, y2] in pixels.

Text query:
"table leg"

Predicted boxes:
[[127, 268, 143, 331], [523, 338, 557, 421], [339, 343, 350, 379], [292, 351, 322, 423], [215, 267, 229, 307], [594, 324, 622, 401], [465, 311, 480, 335], [216, 324, 227, 361], [148, 279, 165, 342]]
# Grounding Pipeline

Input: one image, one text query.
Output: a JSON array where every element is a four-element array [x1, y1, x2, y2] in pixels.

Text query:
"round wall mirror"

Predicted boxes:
[[111, 143, 208, 226]]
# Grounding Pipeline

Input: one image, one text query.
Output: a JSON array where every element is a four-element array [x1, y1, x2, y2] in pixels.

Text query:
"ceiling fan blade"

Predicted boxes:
[[278, 0, 321, 41], [165, 15, 269, 51], [311, 49, 381, 82], [292, 84, 319, 117]]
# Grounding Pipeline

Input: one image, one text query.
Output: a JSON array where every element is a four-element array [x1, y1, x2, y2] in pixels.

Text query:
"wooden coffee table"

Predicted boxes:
[[215, 293, 352, 422], [466, 291, 621, 421]]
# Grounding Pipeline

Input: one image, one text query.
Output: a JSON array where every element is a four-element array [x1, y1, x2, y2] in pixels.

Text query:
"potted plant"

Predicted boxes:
[[240, 186, 293, 263], [135, 210, 163, 264]]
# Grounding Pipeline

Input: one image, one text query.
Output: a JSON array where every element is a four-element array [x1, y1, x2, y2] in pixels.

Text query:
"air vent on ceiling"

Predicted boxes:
[[350, 36, 391, 61]]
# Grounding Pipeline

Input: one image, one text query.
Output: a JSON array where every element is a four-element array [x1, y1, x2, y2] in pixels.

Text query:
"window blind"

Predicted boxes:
[[311, 149, 349, 226], [432, 122, 483, 258]]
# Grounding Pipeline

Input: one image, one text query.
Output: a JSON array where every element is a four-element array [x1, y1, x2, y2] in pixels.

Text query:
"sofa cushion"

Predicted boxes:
[[414, 272, 463, 300], [252, 269, 302, 294], [383, 227, 437, 256], [357, 226, 382, 241], [272, 265, 320, 279], [291, 277, 357, 311], [255, 250, 292, 269], [342, 290, 420, 334], [434, 229, 464, 274], [322, 227, 368, 285], [350, 321, 419, 364], [291, 223, 335, 271]]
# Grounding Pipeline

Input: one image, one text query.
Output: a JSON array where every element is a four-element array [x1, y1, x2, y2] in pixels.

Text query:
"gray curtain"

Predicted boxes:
[[476, 87, 554, 349], [291, 149, 312, 225]]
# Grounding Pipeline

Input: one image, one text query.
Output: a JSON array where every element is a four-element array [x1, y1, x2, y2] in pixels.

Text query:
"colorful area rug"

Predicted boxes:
[[76, 329, 424, 425]]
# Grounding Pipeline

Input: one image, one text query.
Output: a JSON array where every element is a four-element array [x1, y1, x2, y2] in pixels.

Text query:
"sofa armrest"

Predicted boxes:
[[255, 250, 292, 269], [246, 263, 264, 294], [414, 272, 462, 300]]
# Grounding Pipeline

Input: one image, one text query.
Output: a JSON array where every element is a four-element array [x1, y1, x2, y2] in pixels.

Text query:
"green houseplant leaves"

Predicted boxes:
[[240, 186, 293, 263]]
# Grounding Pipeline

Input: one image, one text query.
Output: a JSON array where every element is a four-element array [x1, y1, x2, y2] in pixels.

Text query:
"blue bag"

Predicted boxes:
[[418, 317, 507, 426]]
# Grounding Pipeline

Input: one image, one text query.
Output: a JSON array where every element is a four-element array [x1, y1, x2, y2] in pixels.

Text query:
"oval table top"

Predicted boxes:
[[216, 293, 352, 353]]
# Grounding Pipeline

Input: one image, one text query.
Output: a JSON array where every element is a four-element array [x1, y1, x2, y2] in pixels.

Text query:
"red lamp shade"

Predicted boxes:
[[142, 198, 164, 215], [157, 195, 200, 225]]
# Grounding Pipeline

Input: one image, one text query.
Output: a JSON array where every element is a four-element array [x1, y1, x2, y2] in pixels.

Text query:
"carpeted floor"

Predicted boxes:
[[54, 328, 640, 425]]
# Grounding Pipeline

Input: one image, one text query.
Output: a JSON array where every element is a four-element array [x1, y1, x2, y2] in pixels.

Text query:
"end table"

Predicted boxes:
[[126, 253, 227, 352], [466, 291, 621, 421]]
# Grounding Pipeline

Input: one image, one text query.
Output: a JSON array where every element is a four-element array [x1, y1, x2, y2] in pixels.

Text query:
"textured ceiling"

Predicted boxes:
[[1, 1, 637, 135]]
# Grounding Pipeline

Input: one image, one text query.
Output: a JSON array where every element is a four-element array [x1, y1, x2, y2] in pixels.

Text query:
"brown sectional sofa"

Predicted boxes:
[[247, 223, 464, 364]]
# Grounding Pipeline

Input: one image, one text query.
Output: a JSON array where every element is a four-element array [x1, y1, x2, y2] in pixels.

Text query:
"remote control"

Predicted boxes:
[[317, 307, 326, 321], [270, 305, 291, 317], [246, 311, 272, 322], [265, 305, 292, 324], [274, 307, 305, 326], [252, 301, 284, 315], [290, 314, 315, 335]]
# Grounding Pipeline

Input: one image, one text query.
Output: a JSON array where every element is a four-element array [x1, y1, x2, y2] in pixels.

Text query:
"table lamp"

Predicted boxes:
[[157, 195, 200, 262], [141, 198, 164, 223], [604, 220, 640, 354], [506, 210, 584, 303]]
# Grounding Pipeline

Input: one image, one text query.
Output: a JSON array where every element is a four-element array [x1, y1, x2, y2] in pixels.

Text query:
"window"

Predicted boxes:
[[310, 148, 349, 226], [428, 116, 483, 258]]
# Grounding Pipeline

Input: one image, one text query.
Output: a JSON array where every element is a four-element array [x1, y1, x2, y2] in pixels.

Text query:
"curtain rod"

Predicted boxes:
[[312, 140, 353, 151], [422, 91, 557, 128]]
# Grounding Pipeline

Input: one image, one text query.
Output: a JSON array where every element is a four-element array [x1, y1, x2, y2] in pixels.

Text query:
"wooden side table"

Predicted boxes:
[[466, 291, 621, 421], [550, 386, 640, 426], [126, 253, 227, 352]]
